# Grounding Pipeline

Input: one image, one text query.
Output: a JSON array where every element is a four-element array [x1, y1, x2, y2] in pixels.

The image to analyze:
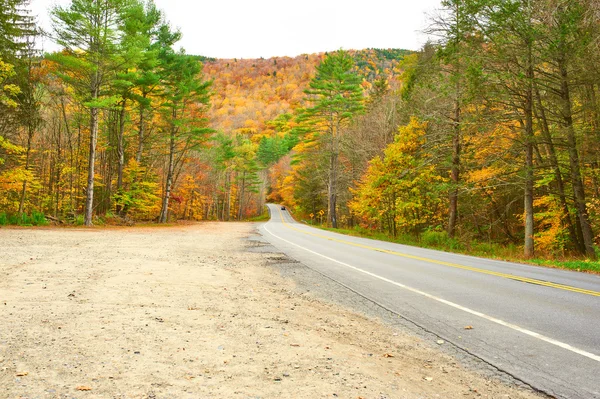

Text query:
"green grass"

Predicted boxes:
[[246, 206, 270, 222], [74, 214, 85, 226], [527, 258, 600, 273], [0, 211, 48, 226], [315, 224, 600, 274]]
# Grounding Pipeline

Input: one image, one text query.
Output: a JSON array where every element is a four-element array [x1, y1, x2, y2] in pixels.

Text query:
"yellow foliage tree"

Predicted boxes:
[[350, 118, 445, 236]]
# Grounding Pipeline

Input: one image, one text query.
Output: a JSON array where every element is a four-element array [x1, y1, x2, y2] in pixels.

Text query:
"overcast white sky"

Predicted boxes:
[[30, 0, 442, 58]]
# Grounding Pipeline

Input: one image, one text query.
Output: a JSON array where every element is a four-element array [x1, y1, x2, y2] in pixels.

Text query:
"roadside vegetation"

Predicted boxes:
[[2, 0, 600, 265], [316, 224, 600, 274]]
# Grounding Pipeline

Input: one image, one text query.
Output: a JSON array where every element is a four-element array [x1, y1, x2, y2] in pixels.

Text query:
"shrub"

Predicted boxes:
[[421, 229, 463, 250], [31, 211, 48, 226], [0, 212, 48, 226]]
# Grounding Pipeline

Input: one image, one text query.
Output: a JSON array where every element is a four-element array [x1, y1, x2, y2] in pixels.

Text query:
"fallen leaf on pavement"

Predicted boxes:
[[76, 386, 92, 391], [16, 372, 28, 376], [423, 376, 433, 381], [383, 353, 394, 358], [464, 326, 473, 330], [290, 343, 300, 347], [436, 340, 444, 345]]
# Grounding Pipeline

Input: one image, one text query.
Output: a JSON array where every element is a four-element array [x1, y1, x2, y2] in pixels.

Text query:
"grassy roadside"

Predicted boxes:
[[246, 206, 270, 222], [0, 212, 49, 227], [310, 224, 600, 274], [0, 206, 271, 228]]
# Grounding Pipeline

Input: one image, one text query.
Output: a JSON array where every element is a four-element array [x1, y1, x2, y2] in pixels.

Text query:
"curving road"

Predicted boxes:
[[259, 204, 600, 399]]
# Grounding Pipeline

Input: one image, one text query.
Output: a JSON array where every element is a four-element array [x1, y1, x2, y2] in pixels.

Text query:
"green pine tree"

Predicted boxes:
[[298, 50, 364, 228], [157, 39, 213, 223], [50, 0, 140, 226]]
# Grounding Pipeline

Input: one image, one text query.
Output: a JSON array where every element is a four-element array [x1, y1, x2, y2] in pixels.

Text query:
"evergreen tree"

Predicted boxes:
[[50, 0, 140, 226], [109, 0, 162, 214], [0, 0, 36, 59], [157, 38, 212, 223], [429, 0, 478, 238], [0, 0, 35, 141], [232, 135, 260, 220], [298, 50, 364, 228], [127, 1, 165, 165]]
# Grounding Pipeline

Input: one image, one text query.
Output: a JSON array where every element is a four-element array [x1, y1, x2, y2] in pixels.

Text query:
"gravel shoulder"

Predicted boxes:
[[0, 222, 544, 398]]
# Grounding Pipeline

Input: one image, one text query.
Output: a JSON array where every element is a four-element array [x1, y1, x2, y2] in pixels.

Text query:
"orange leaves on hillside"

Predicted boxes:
[[204, 55, 320, 139]]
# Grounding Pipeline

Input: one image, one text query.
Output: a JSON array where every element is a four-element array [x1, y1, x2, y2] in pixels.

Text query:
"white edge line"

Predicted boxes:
[[263, 222, 600, 363]]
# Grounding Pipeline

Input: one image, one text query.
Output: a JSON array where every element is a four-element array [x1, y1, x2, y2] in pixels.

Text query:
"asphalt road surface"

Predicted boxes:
[[259, 204, 600, 399]]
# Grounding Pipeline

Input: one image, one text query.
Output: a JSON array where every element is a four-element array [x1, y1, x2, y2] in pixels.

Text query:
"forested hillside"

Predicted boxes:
[[1, 0, 599, 261]]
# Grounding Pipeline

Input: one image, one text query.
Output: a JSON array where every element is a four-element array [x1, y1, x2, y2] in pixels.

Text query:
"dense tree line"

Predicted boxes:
[[0, 0, 403, 227], [0, 0, 212, 225], [273, 0, 600, 259], [2, 0, 598, 260]]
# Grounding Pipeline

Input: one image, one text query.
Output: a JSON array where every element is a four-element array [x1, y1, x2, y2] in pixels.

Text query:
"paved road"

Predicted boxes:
[[259, 204, 600, 399]]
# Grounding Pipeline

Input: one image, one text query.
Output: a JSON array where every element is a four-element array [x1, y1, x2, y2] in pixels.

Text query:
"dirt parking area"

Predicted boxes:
[[0, 223, 542, 398]]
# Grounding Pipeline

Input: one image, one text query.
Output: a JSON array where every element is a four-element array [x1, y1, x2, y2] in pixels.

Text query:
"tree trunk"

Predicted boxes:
[[76, 123, 82, 212], [328, 150, 339, 228], [225, 172, 231, 221], [55, 116, 62, 218], [18, 124, 35, 215], [61, 98, 75, 213], [237, 172, 246, 220], [523, 35, 535, 259], [534, 84, 584, 254], [448, 0, 461, 239], [448, 96, 461, 238], [585, 85, 600, 199], [117, 101, 126, 191], [115, 101, 126, 215], [136, 100, 145, 164], [391, 191, 397, 238], [159, 125, 176, 223], [327, 120, 340, 229], [558, 55, 596, 259], [84, 105, 99, 226]]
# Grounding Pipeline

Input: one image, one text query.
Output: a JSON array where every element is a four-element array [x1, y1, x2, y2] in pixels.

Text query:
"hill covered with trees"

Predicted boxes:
[[0, 0, 409, 227], [2, 0, 600, 263]]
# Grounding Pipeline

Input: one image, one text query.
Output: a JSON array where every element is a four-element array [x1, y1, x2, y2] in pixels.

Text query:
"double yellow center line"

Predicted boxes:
[[277, 209, 600, 297]]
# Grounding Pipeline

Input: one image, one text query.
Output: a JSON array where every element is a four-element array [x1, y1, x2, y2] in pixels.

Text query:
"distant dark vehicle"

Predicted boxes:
[[281, 206, 286, 210]]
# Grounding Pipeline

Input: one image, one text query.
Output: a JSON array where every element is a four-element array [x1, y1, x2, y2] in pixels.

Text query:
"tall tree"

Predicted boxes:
[[131, 3, 165, 165], [469, 0, 540, 257], [0, 0, 35, 143], [109, 1, 161, 214], [15, 24, 43, 215], [431, 0, 476, 238], [157, 38, 212, 223], [51, 0, 138, 226], [232, 135, 260, 220], [298, 50, 364, 228], [0, 0, 36, 59], [541, 0, 596, 258]]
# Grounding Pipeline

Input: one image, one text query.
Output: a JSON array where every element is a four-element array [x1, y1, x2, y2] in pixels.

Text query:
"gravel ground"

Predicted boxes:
[[0, 222, 544, 399]]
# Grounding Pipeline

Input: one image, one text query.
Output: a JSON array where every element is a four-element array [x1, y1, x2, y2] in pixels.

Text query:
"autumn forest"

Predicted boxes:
[[2, 0, 600, 262]]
